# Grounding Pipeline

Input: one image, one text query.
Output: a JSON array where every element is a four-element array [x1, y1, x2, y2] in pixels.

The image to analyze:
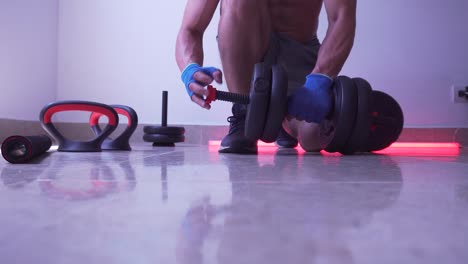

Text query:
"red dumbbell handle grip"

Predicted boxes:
[[206, 85, 250, 105]]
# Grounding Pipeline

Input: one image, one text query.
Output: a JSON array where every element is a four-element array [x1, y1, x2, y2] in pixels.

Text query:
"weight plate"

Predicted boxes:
[[143, 126, 185, 135], [143, 134, 185, 144], [261, 64, 288, 143], [340, 78, 372, 155], [245, 63, 271, 141], [365, 90, 404, 151], [319, 76, 358, 152]]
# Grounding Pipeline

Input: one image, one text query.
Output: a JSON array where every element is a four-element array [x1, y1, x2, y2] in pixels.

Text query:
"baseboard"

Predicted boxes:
[[1, 119, 467, 147]]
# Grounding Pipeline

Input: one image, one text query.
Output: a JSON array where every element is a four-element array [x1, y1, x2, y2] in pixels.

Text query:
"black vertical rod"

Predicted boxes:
[[161, 91, 168, 127]]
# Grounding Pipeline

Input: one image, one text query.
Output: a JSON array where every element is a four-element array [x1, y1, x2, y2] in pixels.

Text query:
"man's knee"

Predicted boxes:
[[297, 122, 322, 152], [299, 140, 321, 152]]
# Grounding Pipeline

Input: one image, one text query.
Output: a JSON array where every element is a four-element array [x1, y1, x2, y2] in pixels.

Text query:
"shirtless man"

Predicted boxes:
[[176, 0, 356, 154]]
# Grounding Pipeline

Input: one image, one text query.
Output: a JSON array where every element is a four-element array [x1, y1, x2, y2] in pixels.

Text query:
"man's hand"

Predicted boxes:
[[287, 73, 333, 123], [181, 63, 223, 109]]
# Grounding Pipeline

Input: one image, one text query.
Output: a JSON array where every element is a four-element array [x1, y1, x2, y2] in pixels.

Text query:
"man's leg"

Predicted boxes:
[[217, 0, 271, 94], [273, 33, 322, 152], [217, 0, 271, 153]]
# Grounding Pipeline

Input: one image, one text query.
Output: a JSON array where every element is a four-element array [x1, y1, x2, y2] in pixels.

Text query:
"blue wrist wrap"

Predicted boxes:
[[287, 73, 334, 123], [181, 63, 220, 98]]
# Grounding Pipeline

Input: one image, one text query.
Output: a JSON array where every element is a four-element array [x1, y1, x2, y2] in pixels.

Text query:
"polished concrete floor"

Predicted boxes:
[[1, 144, 467, 264]]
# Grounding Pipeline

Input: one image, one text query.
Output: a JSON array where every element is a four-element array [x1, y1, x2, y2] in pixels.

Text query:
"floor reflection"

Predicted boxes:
[[143, 149, 185, 203], [1, 153, 52, 188], [39, 153, 136, 200], [176, 152, 403, 264]]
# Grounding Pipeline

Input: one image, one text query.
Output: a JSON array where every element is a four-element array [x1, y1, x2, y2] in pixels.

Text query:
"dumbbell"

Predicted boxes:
[[206, 62, 360, 147], [143, 91, 185, 146], [207, 62, 404, 153], [206, 62, 288, 143]]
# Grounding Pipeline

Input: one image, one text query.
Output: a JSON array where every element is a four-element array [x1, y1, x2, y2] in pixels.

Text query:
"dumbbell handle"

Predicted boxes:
[[206, 85, 250, 105]]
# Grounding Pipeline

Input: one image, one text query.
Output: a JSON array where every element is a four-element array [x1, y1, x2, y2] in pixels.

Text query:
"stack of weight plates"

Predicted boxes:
[[143, 125, 185, 147]]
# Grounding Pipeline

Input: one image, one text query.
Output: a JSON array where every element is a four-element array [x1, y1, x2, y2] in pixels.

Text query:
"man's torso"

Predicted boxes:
[[270, 0, 323, 43], [220, 0, 323, 43]]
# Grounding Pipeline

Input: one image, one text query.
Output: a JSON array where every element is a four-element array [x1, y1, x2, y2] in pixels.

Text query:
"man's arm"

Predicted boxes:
[[176, 0, 220, 71], [312, 0, 356, 77]]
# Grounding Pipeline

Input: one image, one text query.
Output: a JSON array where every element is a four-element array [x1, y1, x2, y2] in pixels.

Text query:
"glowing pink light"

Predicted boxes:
[[208, 141, 461, 156]]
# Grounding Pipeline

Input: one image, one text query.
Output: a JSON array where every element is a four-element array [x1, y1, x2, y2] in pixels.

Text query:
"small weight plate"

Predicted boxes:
[[143, 134, 185, 143], [364, 91, 404, 152], [245, 63, 272, 141], [339, 78, 372, 155], [319, 76, 358, 152], [261, 64, 288, 143], [143, 126, 185, 135]]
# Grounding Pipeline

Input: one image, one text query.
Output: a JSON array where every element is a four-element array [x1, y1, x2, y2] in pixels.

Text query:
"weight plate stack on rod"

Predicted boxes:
[[143, 91, 185, 147], [363, 90, 404, 152]]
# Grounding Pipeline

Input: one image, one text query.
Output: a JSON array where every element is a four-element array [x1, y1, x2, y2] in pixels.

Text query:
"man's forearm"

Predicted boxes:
[[176, 29, 205, 71], [312, 16, 355, 78]]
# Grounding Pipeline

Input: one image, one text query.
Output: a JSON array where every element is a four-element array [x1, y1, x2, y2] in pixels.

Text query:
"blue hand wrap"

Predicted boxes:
[[288, 73, 333, 123], [181, 63, 220, 98]]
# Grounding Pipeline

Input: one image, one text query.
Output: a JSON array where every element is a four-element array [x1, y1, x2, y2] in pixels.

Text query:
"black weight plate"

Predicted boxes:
[[143, 126, 185, 135], [143, 134, 185, 143], [340, 78, 372, 155], [261, 64, 288, 143], [319, 76, 358, 152], [245, 63, 271, 141], [365, 91, 404, 151]]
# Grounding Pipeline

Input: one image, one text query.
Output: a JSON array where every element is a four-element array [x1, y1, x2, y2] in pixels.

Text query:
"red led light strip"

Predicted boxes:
[[208, 141, 460, 148], [208, 141, 461, 156]]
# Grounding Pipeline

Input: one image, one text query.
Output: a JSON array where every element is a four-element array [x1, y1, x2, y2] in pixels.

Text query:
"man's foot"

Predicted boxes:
[[275, 127, 298, 148], [219, 104, 258, 154]]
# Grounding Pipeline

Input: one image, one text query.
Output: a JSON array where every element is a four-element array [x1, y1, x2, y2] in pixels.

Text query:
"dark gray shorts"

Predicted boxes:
[[263, 32, 320, 95]]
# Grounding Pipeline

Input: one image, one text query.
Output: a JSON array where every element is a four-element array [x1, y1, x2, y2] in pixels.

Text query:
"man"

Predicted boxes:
[[176, 0, 356, 154]]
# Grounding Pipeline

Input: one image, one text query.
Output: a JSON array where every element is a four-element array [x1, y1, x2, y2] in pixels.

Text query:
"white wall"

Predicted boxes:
[[57, 0, 227, 125], [339, 0, 468, 128], [57, 0, 468, 127], [0, 0, 58, 121]]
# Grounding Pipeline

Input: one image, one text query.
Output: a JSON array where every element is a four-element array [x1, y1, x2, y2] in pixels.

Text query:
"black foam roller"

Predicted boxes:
[[1, 135, 52, 164]]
